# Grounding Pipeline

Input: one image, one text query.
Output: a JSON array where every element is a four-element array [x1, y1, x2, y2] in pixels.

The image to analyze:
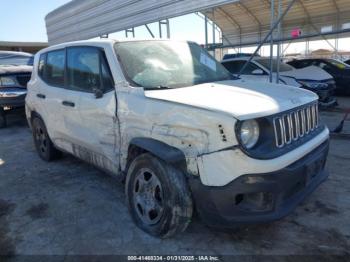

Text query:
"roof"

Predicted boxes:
[[204, 0, 350, 47], [36, 39, 117, 55], [0, 51, 33, 57], [35, 38, 194, 55], [222, 56, 272, 62]]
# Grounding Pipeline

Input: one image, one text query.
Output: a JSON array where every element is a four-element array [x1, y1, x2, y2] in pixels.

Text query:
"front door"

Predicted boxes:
[[64, 46, 120, 174]]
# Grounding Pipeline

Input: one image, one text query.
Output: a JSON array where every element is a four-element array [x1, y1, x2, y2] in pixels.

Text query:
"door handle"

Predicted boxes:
[[62, 101, 75, 107], [37, 93, 46, 99]]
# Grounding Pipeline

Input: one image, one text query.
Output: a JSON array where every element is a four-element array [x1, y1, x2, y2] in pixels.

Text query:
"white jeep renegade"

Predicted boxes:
[[26, 39, 329, 238]]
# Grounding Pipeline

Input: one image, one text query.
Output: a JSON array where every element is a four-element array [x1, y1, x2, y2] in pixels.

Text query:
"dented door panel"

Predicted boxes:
[[71, 90, 119, 174]]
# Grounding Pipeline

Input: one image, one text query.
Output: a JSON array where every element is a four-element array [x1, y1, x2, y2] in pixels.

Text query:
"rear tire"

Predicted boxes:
[[125, 153, 193, 238], [32, 117, 61, 161]]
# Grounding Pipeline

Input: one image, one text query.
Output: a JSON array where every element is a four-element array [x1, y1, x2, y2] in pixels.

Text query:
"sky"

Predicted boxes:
[[0, 0, 211, 44], [1, 0, 348, 56], [1, 0, 71, 42]]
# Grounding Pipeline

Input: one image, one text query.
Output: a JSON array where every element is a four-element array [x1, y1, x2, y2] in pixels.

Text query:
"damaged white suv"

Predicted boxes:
[[26, 40, 329, 237]]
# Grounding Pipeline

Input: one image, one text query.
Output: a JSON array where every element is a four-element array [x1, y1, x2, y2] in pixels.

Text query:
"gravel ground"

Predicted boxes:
[[0, 102, 349, 257]]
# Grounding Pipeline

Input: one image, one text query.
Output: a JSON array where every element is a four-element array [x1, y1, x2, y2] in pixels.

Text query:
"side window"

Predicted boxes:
[[318, 62, 331, 71], [67, 47, 114, 93], [298, 61, 310, 68], [222, 61, 245, 74], [67, 47, 101, 92], [38, 53, 46, 78], [46, 50, 65, 86], [242, 62, 263, 75]]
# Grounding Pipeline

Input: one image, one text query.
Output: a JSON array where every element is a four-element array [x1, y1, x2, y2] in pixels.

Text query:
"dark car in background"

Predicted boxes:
[[222, 57, 337, 107], [287, 58, 350, 96], [0, 51, 33, 127], [222, 53, 260, 60]]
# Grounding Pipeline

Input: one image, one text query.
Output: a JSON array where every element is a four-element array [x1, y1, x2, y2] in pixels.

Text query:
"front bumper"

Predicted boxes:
[[190, 139, 329, 227], [307, 88, 337, 107], [0, 88, 26, 107]]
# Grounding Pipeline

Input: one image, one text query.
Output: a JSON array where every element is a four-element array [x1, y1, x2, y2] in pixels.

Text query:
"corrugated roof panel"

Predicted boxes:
[[46, 0, 238, 45], [205, 0, 350, 47], [46, 0, 350, 47]]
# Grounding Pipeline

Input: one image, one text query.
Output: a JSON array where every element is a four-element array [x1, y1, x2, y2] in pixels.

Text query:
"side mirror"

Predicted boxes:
[[252, 69, 264, 75], [92, 87, 103, 99]]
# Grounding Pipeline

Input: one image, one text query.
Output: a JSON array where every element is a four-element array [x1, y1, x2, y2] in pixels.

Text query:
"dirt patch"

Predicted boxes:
[[303, 200, 339, 217], [0, 199, 16, 256], [25, 203, 49, 220], [288, 220, 350, 255], [0, 199, 15, 218], [314, 200, 339, 216]]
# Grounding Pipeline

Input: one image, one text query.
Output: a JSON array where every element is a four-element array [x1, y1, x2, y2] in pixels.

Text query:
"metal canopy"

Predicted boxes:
[[204, 0, 350, 47], [45, 0, 238, 45]]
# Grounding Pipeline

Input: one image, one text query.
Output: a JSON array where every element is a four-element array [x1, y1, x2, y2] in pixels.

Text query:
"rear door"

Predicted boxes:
[[36, 49, 68, 149], [64, 46, 119, 173]]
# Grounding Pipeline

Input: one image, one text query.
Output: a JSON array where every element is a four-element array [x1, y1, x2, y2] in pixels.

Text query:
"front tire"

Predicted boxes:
[[32, 117, 61, 161], [125, 153, 193, 238]]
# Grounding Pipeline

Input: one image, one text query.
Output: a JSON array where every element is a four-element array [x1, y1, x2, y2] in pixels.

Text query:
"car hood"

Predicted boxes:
[[0, 65, 32, 75], [145, 80, 317, 120], [280, 66, 332, 81]]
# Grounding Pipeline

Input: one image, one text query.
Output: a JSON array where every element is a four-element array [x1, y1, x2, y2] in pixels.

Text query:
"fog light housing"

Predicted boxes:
[[235, 192, 274, 212]]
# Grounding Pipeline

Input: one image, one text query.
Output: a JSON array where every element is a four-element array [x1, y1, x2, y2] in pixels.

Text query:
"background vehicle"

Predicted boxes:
[[26, 40, 329, 238], [287, 58, 350, 96], [0, 51, 33, 127], [222, 53, 260, 60], [222, 57, 337, 107], [344, 59, 350, 66]]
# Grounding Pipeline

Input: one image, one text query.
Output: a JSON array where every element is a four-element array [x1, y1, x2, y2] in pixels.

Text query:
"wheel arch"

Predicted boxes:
[[126, 137, 187, 173]]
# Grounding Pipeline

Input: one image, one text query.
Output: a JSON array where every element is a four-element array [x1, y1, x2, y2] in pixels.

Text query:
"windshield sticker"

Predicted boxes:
[[200, 53, 216, 71]]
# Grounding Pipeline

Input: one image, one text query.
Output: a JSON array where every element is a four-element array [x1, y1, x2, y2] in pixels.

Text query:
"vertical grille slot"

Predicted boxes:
[[273, 103, 319, 148]]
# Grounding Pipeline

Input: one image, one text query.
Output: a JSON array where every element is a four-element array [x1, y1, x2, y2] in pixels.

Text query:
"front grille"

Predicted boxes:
[[273, 103, 319, 148], [16, 74, 31, 87]]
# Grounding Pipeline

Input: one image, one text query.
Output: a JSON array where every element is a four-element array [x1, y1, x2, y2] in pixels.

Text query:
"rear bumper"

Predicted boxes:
[[190, 140, 329, 227]]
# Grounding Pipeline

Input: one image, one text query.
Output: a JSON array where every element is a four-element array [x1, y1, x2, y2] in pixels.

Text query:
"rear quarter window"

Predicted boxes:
[[44, 50, 65, 87], [38, 53, 46, 78]]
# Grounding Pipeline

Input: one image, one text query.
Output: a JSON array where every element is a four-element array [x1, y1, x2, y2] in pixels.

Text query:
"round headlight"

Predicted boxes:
[[239, 120, 260, 149]]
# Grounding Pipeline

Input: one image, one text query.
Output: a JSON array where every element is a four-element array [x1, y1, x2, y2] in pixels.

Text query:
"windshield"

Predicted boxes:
[[256, 58, 294, 72], [326, 59, 350, 69], [0, 53, 34, 66], [114, 41, 232, 89]]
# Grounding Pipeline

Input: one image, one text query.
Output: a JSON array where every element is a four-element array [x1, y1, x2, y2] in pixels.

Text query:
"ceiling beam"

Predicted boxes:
[[216, 7, 241, 31], [330, 0, 339, 13], [237, 2, 262, 28], [298, 0, 338, 52], [216, 7, 242, 46], [260, 0, 278, 17]]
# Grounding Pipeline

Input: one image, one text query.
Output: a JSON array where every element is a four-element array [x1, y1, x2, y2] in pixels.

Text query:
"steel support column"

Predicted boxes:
[[269, 0, 275, 83], [238, 0, 297, 77], [205, 15, 209, 48], [276, 0, 282, 84], [159, 19, 170, 39], [125, 28, 135, 38]]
